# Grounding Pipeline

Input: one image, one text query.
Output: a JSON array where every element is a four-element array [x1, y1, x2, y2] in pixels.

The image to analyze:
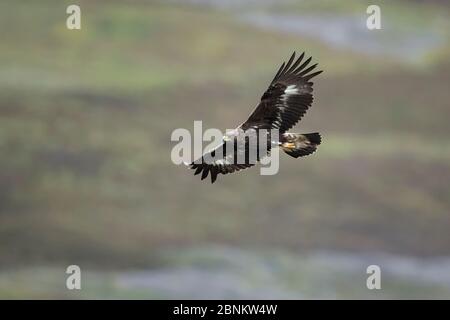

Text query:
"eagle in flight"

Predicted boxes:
[[187, 51, 322, 183]]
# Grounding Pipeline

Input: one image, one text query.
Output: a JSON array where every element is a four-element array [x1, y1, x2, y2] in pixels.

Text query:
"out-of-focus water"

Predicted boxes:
[[2, 246, 449, 299], [172, 0, 444, 61], [241, 13, 443, 61], [115, 246, 450, 299]]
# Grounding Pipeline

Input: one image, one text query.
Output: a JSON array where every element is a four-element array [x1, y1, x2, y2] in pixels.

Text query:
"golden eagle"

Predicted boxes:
[[187, 51, 322, 183]]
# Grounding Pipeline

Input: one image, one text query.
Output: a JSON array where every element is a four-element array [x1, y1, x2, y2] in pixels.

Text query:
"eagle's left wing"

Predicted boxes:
[[241, 52, 322, 133], [188, 141, 255, 183]]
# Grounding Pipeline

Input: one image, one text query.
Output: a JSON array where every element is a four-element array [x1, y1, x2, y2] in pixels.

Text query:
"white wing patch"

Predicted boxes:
[[276, 85, 300, 126], [284, 84, 299, 95], [281, 85, 299, 103]]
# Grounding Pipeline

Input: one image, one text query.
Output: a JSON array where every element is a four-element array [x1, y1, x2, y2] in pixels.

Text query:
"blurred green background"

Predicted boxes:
[[1, 0, 450, 299]]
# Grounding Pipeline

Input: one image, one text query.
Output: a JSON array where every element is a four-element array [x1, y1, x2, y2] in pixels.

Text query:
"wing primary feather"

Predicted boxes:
[[298, 63, 318, 77], [271, 62, 286, 83], [293, 56, 312, 74], [210, 167, 218, 183], [303, 70, 323, 81], [286, 52, 304, 74], [201, 167, 209, 180], [194, 166, 203, 175], [281, 51, 296, 75]]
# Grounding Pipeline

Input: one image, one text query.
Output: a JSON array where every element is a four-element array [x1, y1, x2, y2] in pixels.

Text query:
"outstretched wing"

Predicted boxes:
[[188, 141, 255, 183], [241, 52, 322, 133]]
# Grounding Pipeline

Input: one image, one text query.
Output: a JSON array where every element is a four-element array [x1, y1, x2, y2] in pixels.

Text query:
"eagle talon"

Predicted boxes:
[[281, 142, 296, 150]]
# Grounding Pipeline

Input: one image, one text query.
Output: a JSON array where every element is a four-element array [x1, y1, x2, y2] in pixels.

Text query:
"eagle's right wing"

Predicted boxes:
[[241, 52, 322, 133]]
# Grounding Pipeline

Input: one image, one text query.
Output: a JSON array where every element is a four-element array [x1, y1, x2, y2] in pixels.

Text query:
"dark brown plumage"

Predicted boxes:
[[188, 51, 323, 183]]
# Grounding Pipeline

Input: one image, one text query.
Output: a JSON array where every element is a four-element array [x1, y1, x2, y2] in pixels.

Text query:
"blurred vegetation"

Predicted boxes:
[[0, 0, 450, 298]]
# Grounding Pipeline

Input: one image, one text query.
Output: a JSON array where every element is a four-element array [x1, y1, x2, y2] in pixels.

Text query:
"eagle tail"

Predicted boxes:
[[281, 132, 321, 158]]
